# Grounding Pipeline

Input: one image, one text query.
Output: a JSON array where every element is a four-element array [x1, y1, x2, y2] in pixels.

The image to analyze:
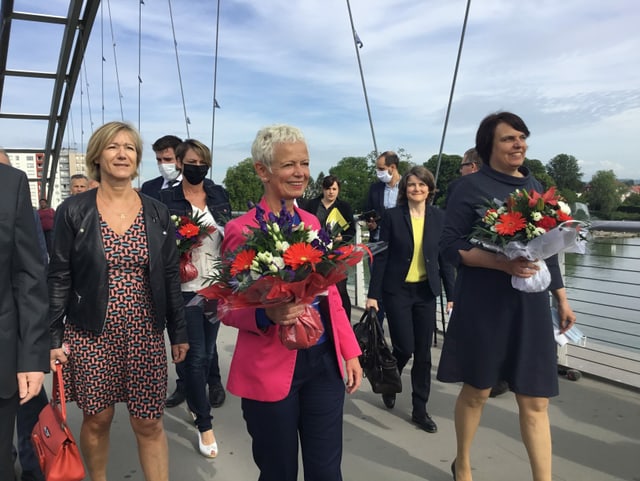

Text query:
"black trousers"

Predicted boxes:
[[0, 392, 19, 481], [241, 342, 346, 481], [383, 281, 436, 416]]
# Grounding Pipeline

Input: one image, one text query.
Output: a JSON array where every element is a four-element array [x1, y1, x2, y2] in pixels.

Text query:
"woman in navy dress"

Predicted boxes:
[[437, 112, 576, 481]]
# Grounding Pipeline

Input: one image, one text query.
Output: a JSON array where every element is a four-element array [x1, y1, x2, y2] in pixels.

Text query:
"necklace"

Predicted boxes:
[[96, 189, 140, 221]]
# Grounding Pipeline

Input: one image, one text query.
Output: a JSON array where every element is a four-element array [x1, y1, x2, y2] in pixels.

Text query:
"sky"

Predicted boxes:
[[2, 0, 639, 186]]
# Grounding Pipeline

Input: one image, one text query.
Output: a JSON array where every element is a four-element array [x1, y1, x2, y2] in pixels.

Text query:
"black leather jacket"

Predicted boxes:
[[48, 189, 187, 348]]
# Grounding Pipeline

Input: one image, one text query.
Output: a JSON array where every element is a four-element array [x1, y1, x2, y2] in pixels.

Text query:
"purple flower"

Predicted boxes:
[[254, 203, 268, 233]]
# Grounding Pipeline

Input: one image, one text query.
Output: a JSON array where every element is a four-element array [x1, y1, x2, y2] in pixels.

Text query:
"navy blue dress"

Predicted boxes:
[[436, 165, 563, 397]]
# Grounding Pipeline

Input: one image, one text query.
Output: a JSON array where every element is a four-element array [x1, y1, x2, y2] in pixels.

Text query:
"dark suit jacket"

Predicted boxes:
[[141, 175, 181, 200], [366, 181, 387, 219], [0, 164, 49, 398], [367, 204, 455, 300]]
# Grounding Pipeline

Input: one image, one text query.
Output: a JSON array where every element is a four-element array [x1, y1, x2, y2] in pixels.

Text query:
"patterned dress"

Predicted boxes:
[[63, 210, 168, 418]]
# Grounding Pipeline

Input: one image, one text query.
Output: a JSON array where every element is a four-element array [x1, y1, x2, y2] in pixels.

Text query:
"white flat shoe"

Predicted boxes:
[[198, 431, 218, 458]]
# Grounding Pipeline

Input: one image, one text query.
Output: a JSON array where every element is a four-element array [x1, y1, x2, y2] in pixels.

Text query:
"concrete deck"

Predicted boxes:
[[34, 313, 640, 481]]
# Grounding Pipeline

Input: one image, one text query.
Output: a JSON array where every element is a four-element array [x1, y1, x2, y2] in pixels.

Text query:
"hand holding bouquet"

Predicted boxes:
[[470, 186, 586, 292], [172, 211, 216, 283], [199, 201, 368, 349]]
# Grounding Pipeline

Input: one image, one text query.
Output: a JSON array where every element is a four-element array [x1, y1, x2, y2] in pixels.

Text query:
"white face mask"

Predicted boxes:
[[158, 163, 180, 182], [376, 169, 393, 184]]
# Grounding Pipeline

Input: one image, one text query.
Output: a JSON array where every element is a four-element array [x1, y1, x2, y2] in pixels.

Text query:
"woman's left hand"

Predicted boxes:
[[171, 343, 189, 363], [344, 357, 363, 394], [557, 299, 577, 334]]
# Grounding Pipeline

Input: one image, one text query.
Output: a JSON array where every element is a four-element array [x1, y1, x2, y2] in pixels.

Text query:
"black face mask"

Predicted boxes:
[[182, 164, 209, 185]]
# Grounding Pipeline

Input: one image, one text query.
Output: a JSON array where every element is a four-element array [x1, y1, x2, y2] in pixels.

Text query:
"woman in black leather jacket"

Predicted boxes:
[[48, 121, 188, 481], [159, 138, 231, 459]]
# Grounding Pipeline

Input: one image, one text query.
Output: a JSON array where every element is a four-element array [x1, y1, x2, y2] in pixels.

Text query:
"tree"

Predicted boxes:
[[546, 154, 584, 193], [222, 157, 263, 211], [302, 171, 325, 200], [423, 153, 462, 207], [524, 158, 556, 190], [584, 170, 626, 218], [329, 156, 373, 212], [365, 147, 414, 175]]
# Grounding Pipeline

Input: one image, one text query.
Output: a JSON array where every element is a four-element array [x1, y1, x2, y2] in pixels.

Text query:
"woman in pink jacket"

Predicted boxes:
[[220, 124, 362, 481]]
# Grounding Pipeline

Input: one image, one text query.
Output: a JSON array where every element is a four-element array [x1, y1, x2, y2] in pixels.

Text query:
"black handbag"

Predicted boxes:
[[353, 308, 402, 394]]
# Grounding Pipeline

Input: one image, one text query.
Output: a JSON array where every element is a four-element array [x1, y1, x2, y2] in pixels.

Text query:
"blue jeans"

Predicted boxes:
[[182, 292, 219, 432]]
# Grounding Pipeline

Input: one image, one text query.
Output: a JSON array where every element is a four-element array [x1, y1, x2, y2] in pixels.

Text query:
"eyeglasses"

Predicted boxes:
[[459, 162, 474, 170]]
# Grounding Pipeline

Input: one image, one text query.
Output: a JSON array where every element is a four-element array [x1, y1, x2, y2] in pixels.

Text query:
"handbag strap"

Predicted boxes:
[[368, 307, 391, 350], [51, 363, 68, 421]]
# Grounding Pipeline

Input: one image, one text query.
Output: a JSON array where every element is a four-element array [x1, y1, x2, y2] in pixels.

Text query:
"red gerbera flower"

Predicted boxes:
[[536, 215, 557, 231], [495, 212, 527, 236], [178, 222, 200, 239], [283, 242, 323, 270], [230, 249, 256, 275]]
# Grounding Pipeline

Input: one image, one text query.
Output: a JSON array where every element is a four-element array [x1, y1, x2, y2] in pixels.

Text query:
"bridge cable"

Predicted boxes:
[[209, 0, 222, 178], [101, 0, 105, 124], [167, 0, 190, 138], [137, 0, 144, 186], [345, 0, 377, 154], [432, 0, 471, 187], [106, 0, 125, 120], [79, 34, 95, 136]]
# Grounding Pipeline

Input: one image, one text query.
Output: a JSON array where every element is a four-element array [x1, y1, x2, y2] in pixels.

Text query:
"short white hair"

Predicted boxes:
[[251, 124, 306, 170]]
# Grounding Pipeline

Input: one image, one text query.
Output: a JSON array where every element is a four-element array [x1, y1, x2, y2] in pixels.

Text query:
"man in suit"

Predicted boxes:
[[366, 150, 402, 224], [140, 135, 183, 200], [0, 155, 50, 481], [364, 151, 402, 328]]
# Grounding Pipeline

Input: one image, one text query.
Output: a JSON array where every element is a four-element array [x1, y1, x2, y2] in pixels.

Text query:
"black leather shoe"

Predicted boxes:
[[489, 380, 509, 398], [411, 413, 438, 433], [382, 393, 396, 409], [165, 387, 186, 408], [209, 383, 226, 408]]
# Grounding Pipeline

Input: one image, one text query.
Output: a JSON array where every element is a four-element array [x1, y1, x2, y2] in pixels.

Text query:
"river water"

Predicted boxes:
[[563, 236, 640, 353]]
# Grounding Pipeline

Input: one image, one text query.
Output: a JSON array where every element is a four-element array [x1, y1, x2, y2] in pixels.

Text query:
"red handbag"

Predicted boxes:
[[31, 364, 86, 481]]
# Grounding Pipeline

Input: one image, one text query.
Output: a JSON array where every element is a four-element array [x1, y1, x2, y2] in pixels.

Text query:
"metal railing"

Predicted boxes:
[[350, 219, 640, 389]]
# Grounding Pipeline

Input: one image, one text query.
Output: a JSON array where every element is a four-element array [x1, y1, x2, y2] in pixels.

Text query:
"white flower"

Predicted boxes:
[[497, 206, 507, 215], [272, 256, 285, 270], [257, 251, 273, 263], [275, 240, 290, 252], [306, 229, 319, 243], [558, 200, 571, 215], [531, 211, 543, 221]]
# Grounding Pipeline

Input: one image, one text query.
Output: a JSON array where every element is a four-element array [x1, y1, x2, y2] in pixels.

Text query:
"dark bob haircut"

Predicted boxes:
[[322, 175, 341, 190], [397, 165, 436, 206], [475, 112, 530, 166]]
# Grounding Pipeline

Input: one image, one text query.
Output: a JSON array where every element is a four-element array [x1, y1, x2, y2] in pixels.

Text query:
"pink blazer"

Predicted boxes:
[[220, 198, 362, 402]]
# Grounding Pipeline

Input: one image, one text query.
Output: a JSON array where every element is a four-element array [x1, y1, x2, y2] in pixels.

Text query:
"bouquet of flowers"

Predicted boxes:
[[470, 186, 587, 292], [172, 211, 216, 283], [198, 201, 367, 349]]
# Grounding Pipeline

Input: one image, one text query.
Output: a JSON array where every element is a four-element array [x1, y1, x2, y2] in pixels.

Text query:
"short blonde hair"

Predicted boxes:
[[85, 121, 143, 182], [251, 124, 306, 171], [175, 139, 212, 168]]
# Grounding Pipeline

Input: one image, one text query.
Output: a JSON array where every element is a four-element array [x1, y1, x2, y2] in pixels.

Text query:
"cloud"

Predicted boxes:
[[2, 0, 639, 184]]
